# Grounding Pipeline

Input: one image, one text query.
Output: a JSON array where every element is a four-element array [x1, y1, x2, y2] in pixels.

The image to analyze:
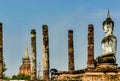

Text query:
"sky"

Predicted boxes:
[[1, 0, 120, 77]]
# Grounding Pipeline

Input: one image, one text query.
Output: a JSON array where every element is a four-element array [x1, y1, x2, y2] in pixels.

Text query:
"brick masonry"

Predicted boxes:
[[0, 22, 3, 79], [87, 24, 94, 68], [68, 30, 74, 71], [30, 29, 36, 80], [42, 25, 49, 80]]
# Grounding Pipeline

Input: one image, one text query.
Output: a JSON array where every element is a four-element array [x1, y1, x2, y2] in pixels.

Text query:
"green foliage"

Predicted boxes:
[[3, 74, 31, 80], [3, 59, 8, 80], [3, 61, 7, 72], [11, 74, 31, 80], [3, 74, 10, 80]]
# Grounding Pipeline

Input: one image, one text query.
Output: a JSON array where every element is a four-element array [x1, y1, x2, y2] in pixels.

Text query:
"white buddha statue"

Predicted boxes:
[[96, 10, 117, 63], [101, 23, 117, 55]]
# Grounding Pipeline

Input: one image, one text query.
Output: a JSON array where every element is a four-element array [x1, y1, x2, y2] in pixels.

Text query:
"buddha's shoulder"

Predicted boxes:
[[108, 35, 117, 39], [102, 35, 117, 43]]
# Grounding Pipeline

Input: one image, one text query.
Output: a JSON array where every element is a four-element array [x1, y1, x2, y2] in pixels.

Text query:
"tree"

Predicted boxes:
[[3, 74, 10, 80], [11, 75, 17, 80], [11, 74, 31, 80], [3, 59, 8, 80], [3, 61, 7, 72]]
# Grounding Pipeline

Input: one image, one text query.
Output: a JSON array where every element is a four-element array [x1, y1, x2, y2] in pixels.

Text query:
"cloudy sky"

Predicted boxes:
[[1, 0, 120, 76]]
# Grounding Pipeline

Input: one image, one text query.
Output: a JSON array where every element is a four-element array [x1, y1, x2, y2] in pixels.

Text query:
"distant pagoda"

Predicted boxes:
[[18, 44, 31, 76]]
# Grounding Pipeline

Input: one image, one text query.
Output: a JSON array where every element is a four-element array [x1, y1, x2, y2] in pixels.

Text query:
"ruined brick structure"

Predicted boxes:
[[30, 29, 37, 80], [42, 25, 49, 80], [56, 11, 120, 81], [18, 44, 31, 76], [87, 24, 94, 68], [0, 22, 3, 80], [0, 10, 120, 81], [68, 30, 74, 71]]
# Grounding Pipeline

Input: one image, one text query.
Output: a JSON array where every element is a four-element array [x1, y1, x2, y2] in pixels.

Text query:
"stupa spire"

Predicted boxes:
[[19, 43, 31, 76], [24, 43, 29, 59], [107, 9, 110, 18]]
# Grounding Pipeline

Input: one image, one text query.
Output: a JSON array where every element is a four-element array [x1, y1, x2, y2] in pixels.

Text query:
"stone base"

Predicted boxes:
[[57, 71, 120, 81], [56, 64, 120, 80], [96, 63, 118, 72], [96, 53, 116, 64]]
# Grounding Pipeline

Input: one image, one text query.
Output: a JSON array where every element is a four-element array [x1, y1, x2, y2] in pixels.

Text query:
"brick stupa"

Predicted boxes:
[[18, 44, 31, 76]]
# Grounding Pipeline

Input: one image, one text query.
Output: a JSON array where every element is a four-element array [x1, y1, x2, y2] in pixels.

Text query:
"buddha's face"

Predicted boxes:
[[103, 23, 112, 34]]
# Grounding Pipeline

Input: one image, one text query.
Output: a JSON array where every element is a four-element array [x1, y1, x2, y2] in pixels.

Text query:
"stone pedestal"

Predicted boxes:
[[96, 63, 118, 72], [96, 53, 116, 64]]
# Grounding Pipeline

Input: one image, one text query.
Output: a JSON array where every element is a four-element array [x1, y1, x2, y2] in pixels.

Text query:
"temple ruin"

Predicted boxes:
[[68, 30, 75, 71], [30, 29, 37, 80], [42, 25, 50, 80], [1, 10, 120, 81], [18, 44, 31, 76], [55, 10, 120, 81]]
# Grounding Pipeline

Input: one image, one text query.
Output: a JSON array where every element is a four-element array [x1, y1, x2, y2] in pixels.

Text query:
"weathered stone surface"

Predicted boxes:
[[68, 30, 74, 71], [0, 22, 3, 79], [87, 24, 95, 68], [96, 63, 118, 72], [82, 72, 120, 81], [57, 68, 120, 81], [30, 29, 36, 80], [96, 53, 116, 64], [42, 25, 49, 80]]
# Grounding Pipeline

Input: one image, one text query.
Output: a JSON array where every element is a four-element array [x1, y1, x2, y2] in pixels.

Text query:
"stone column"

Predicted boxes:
[[68, 30, 74, 71], [42, 25, 49, 80], [87, 24, 95, 68], [30, 29, 36, 80], [0, 22, 3, 79]]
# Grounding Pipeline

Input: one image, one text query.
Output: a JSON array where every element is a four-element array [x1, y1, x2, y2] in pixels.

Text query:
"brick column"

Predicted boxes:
[[87, 24, 94, 68], [30, 29, 36, 80], [0, 22, 3, 79], [68, 30, 74, 71], [42, 25, 49, 80]]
